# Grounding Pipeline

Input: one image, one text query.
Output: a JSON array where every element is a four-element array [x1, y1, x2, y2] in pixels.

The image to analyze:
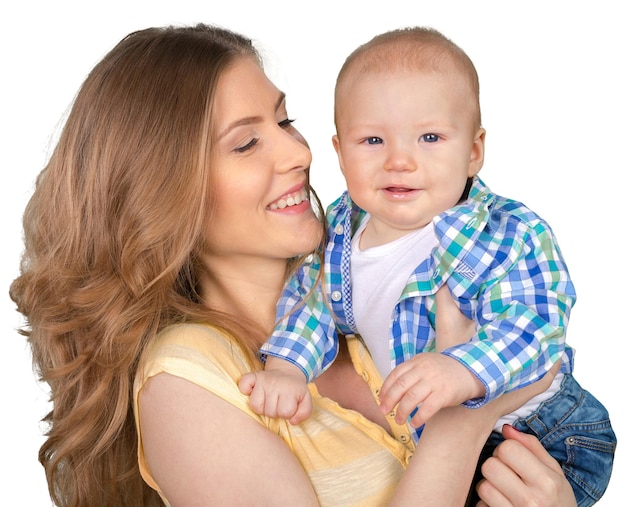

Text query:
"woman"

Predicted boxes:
[[10, 23, 575, 506]]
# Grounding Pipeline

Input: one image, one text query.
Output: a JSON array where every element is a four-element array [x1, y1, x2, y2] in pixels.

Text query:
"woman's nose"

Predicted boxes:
[[275, 127, 312, 174]]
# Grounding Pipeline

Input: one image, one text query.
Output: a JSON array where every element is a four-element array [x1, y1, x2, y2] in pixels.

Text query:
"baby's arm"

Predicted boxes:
[[379, 285, 484, 428], [239, 356, 312, 425], [244, 255, 341, 424], [442, 222, 575, 403]]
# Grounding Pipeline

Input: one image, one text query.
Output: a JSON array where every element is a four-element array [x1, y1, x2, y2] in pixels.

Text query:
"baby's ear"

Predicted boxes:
[[468, 128, 486, 177], [332, 134, 340, 154], [332, 135, 346, 175]]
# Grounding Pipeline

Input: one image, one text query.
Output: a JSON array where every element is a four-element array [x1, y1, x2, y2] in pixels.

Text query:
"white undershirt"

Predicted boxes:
[[351, 217, 437, 378]]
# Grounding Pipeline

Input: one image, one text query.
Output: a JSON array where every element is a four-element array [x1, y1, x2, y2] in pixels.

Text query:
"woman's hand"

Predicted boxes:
[[476, 424, 577, 507]]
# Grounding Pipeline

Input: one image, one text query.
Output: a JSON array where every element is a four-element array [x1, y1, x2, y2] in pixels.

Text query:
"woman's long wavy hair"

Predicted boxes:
[[10, 23, 321, 507]]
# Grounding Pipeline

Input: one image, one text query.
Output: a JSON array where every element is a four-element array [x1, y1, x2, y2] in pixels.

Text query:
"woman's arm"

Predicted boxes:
[[139, 373, 319, 506]]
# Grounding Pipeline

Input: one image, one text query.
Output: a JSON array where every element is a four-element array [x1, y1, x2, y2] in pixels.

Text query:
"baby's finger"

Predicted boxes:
[[393, 384, 432, 424], [378, 375, 411, 414], [378, 367, 400, 401], [238, 372, 257, 395], [247, 384, 268, 415], [275, 394, 299, 420], [403, 390, 443, 428], [289, 392, 313, 425]]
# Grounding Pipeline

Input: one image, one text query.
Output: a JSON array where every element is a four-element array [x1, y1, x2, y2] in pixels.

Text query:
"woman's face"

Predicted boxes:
[[204, 57, 322, 264]]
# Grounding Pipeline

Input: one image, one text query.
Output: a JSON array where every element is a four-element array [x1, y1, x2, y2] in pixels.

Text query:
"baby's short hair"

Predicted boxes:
[[335, 27, 481, 127]]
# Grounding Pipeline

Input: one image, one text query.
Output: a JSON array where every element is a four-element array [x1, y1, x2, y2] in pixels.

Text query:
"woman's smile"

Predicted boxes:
[[268, 186, 310, 210]]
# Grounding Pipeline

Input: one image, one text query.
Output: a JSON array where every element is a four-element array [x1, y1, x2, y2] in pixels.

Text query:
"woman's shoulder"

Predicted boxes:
[[147, 322, 247, 361], [149, 322, 238, 354], [133, 323, 260, 504], [135, 322, 253, 406]]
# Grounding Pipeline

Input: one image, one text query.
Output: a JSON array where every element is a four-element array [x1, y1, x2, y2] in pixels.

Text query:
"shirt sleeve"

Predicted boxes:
[[442, 220, 576, 407], [260, 255, 339, 382]]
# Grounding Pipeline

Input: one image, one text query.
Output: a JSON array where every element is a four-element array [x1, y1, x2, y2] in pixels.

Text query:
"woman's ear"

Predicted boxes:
[[468, 128, 486, 177]]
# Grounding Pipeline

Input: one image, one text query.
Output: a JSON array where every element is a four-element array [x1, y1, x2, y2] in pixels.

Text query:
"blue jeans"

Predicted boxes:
[[468, 374, 617, 507]]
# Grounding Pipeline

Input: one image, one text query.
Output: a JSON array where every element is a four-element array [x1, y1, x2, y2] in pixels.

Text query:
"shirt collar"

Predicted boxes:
[[402, 177, 495, 296]]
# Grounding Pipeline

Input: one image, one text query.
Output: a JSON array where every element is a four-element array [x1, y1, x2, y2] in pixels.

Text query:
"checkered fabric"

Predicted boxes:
[[261, 177, 576, 411]]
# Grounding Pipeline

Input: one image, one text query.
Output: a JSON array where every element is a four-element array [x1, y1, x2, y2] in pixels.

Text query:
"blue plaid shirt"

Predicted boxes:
[[262, 177, 575, 410]]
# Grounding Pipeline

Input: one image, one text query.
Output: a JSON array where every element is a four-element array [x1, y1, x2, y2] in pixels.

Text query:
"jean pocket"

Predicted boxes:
[[561, 426, 617, 505]]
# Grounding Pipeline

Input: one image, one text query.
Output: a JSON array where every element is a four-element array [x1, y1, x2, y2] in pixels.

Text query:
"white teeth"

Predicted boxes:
[[269, 188, 309, 210]]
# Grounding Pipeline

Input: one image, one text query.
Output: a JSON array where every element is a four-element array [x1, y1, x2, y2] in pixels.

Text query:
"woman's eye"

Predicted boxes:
[[278, 118, 295, 128], [421, 133, 440, 143], [365, 137, 383, 145], [234, 138, 259, 153]]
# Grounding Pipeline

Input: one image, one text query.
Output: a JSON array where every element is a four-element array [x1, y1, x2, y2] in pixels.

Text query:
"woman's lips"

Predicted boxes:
[[268, 187, 309, 210]]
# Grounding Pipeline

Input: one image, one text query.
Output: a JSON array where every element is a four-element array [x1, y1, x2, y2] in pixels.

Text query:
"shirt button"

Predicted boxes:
[[331, 291, 341, 302], [362, 370, 370, 382], [399, 434, 410, 443], [334, 224, 344, 235]]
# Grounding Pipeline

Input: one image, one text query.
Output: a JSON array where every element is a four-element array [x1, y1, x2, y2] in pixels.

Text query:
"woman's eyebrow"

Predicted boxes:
[[217, 92, 286, 141]]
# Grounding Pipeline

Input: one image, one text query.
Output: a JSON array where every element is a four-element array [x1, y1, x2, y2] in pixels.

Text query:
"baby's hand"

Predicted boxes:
[[238, 357, 312, 425], [378, 353, 485, 428]]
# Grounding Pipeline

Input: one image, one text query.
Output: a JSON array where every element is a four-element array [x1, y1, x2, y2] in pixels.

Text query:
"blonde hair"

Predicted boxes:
[[10, 24, 319, 506], [335, 26, 481, 128]]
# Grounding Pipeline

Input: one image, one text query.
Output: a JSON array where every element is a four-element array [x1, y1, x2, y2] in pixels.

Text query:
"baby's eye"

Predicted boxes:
[[421, 133, 440, 143], [234, 138, 259, 153], [365, 137, 383, 145]]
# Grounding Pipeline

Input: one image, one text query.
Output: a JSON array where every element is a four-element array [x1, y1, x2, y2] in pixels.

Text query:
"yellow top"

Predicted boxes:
[[133, 324, 414, 506]]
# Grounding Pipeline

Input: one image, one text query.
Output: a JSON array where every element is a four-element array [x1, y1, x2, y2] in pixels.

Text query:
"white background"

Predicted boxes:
[[2, 1, 623, 504]]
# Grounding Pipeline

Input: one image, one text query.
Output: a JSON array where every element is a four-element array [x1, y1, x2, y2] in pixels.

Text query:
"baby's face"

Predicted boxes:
[[333, 69, 484, 246]]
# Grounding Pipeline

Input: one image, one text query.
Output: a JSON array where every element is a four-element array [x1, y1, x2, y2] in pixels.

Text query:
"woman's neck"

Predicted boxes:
[[198, 255, 287, 344]]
